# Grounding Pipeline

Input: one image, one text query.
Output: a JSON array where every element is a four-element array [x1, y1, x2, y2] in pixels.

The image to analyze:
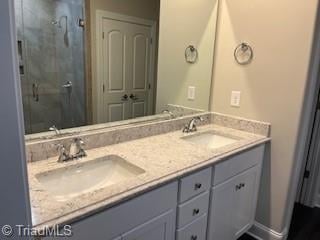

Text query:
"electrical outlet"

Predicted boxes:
[[188, 86, 196, 100], [231, 91, 241, 107]]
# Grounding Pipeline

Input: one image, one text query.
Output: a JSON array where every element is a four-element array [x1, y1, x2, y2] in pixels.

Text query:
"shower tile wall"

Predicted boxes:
[[15, 0, 86, 134]]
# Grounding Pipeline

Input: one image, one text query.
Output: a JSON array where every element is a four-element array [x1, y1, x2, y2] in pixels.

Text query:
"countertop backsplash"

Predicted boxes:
[[25, 112, 270, 163]]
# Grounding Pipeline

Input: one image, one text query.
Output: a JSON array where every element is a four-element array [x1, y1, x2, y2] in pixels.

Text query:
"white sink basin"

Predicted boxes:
[[36, 155, 145, 201], [182, 132, 239, 149]]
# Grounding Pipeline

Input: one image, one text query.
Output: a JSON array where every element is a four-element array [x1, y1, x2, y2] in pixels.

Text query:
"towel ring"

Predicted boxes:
[[185, 45, 198, 64], [234, 42, 253, 65]]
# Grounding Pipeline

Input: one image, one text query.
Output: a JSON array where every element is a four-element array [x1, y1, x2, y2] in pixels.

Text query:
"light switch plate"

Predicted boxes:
[[188, 86, 196, 100], [231, 91, 241, 107]]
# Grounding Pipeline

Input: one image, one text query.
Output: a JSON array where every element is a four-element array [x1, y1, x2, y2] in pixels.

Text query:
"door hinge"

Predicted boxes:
[[102, 84, 105, 93], [148, 83, 151, 90], [304, 170, 310, 179], [150, 38, 153, 44], [102, 32, 105, 39]]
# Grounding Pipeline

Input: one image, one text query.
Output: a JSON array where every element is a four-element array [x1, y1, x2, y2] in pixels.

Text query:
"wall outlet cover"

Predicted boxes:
[[188, 86, 196, 100], [231, 91, 241, 107]]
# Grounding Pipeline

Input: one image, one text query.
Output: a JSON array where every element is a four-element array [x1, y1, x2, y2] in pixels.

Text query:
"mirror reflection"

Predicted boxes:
[[14, 0, 218, 136]]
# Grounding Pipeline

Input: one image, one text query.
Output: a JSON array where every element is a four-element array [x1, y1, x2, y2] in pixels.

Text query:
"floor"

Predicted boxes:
[[237, 203, 320, 240], [238, 233, 256, 240]]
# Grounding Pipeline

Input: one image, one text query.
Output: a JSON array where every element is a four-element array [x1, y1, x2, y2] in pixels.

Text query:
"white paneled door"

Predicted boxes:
[[101, 17, 153, 122]]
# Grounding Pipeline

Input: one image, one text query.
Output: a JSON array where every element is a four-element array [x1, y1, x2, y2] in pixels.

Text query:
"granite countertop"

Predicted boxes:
[[28, 123, 270, 230]]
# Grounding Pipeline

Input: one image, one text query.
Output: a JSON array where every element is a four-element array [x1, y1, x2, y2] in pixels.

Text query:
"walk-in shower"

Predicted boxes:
[[14, 0, 86, 134]]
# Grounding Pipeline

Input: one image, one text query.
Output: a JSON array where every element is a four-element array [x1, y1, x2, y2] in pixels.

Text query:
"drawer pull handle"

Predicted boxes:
[[235, 183, 246, 191], [193, 208, 200, 215], [194, 183, 202, 190], [191, 235, 198, 240]]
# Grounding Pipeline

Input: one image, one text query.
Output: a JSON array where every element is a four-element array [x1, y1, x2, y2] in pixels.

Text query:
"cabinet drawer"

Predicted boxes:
[[213, 145, 264, 186], [177, 191, 209, 228], [179, 168, 211, 203], [176, 214, 207, 240]]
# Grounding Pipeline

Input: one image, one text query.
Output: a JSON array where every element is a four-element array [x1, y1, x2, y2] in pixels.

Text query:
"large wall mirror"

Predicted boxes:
[[14, 0, 219, 137]]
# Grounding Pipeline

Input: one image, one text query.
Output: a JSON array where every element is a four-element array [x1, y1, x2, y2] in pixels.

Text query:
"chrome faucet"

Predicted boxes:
[[55, 138, 87, 162], [162, 110, 175, 119], [49, 125, 60, 135], [182, 116, 204, 133]]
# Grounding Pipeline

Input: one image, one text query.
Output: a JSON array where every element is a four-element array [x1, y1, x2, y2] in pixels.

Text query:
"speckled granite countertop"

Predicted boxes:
[[28, 121, 270, 230]]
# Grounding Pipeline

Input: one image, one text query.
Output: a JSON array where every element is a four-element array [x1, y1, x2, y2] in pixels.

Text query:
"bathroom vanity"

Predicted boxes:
[[41, 146, 263, 240], [41, 145, 264, 240], [26, 113, 270, 240]]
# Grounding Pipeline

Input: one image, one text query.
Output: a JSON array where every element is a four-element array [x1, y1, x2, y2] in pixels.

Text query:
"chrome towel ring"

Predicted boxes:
[[234, 42, 253, 65], [185, 45, 198, 64]]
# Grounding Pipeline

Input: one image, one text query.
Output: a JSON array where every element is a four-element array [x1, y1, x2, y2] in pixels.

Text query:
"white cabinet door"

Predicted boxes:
[[234, 165, 261, 238], [207, 174, 237, 240], [208, 165, 262, 240], [101, 18, 152, 122], [122, 209, 175, 240]]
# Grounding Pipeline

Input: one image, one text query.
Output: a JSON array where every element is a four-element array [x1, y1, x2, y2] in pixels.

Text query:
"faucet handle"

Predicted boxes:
[[74, 137, 85, 146], [55, 143, 69, 162], [182, 125, 189, 133], [197, 116, 204, 122], [55, 143, 65, 151], [73, 137, 87, 158]]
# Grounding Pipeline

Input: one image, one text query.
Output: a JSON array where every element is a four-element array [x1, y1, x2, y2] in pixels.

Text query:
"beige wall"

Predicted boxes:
[[90, 0, 160, 21], [89, 0, 160, 122], [211, 0, 318, 234], [156, 0, 219, 113]]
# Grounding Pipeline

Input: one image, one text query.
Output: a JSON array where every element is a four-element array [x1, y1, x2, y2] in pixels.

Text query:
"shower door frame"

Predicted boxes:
[[84, 0, 93, 125]]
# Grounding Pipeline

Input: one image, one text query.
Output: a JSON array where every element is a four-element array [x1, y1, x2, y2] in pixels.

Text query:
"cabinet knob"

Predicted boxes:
[[193, 208, 200, 216], [194, 183, 202, 190], [191, 235, 198, 240]]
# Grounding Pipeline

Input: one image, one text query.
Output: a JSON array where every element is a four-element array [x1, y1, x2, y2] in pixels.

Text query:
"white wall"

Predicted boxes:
[[211, 0, 318, 237], [0, 0, 31, 233], [156, 0, 219, 112]]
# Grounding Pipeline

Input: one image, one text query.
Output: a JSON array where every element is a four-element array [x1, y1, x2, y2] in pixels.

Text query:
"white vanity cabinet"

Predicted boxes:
[[44, 182, 177, 240], [43, 145, 265, 240], [122, 210, 175, 240], [207, 145, 265, 240]]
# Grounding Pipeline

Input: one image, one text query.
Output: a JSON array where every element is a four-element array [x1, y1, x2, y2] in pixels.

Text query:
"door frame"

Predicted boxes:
[[0, 0, 32, 230], [283, 5, 320, 235], [95, 10, 157, 123], [297, 91, 320, 208]]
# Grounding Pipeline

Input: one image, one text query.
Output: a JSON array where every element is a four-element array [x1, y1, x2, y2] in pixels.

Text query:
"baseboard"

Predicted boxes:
[[315, 194, 320, 208], [248, 221, 288, 240]]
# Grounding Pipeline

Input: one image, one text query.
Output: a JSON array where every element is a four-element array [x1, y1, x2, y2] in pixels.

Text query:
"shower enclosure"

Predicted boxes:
[[14, 0, 86, 134]]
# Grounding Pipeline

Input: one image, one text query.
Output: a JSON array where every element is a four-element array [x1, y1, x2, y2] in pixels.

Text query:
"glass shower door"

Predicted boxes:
[[14, 0, 86, 134]]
